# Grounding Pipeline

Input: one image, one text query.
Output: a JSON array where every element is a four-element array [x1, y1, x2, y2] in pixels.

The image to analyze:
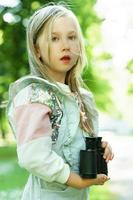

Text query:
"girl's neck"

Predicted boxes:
[[47, 69, 66, 84], [52, 76, 66, 84]]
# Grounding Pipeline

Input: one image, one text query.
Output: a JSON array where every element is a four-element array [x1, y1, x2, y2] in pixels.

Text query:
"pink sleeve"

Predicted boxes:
[[14, 103, 52, 145]]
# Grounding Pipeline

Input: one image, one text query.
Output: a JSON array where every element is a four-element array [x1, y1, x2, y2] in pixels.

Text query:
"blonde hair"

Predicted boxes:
[[26, 3, 95, 136]]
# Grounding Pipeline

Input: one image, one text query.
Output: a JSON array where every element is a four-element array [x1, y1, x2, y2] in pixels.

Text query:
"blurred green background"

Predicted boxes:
[[0, 0, 133, 199]]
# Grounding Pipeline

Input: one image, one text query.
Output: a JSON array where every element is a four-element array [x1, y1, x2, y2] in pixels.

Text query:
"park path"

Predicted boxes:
[[102, 134, 133, 200]]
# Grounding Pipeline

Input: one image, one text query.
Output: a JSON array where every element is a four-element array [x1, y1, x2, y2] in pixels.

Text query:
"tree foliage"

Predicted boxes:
[[126, 59, 133, 95]]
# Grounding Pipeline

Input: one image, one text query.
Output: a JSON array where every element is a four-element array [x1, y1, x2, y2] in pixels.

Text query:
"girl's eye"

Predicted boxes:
[[52, 36, 59, 41], [68, 35, 77, 40]]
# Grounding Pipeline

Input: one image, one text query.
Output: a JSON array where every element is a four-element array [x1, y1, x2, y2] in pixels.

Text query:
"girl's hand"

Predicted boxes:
[[66, 172, 110, 189], [102, 141, 114, 163], [93, 174, 110, 185], [80, 174, 110, 188]]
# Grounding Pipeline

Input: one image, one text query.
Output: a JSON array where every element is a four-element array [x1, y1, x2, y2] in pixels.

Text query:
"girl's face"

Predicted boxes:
[[36, 15, 80, 83]]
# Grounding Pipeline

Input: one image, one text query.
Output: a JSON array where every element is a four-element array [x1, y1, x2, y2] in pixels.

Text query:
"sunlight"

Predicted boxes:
[[95, 0, 133, 68], [3, 12, 15, 23], [0, 0, 20, 7], [3, 12, 21, 23], [95, 0, 133, 126]]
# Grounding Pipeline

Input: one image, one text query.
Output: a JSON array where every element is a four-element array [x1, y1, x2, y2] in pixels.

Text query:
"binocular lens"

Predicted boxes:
[[80, 150, 97, 178], [79, 137, 108, 178]]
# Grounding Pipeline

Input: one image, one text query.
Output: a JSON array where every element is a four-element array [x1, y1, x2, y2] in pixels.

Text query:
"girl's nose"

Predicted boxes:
[[61, 39, 70, 51]]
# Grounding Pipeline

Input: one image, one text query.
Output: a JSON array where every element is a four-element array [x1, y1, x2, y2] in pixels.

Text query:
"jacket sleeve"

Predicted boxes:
[[11, 83, 70, 184]]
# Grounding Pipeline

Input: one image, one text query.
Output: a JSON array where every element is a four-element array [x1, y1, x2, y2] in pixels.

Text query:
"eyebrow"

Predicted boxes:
[[52, 31, 76, 35]]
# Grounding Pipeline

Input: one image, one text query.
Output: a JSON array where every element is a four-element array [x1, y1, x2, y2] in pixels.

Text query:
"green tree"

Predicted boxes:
[[126, 59, 133, 95]]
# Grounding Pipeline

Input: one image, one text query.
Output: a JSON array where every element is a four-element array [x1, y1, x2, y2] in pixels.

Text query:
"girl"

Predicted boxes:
[[6, 3, 114, 200]]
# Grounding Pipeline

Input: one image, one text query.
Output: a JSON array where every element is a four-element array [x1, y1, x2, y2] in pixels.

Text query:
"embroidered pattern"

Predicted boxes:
[[48, 90, 63, 143], [30, 83, 63, 144]]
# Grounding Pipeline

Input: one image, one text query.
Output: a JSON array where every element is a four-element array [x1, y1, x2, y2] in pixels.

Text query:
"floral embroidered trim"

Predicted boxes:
[[30, 83, 63, 144], [48, 89, 63, 143]]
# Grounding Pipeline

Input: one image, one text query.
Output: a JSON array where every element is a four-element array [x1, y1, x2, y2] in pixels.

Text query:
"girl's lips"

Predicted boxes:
[[60, 56, 71, 60], [60, 56, 71, 64]]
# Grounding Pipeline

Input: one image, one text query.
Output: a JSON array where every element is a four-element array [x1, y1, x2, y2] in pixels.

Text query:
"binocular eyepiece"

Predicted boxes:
[[79, 137, 108, 179]]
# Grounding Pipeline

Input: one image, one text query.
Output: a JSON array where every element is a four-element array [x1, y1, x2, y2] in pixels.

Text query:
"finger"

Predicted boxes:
[[103, 175, 110, 183], [102, 175, 106, 181], [100, 176, 108, 185], [103, 147, 110, 159], [102, 174, 108, 180], [106, 157, 110, 163], [105, 154, 113, 162], [103, 145, 113, 159], [106, 151, 114, 162], [107, 152, 114, 161], [101, 141, 108, 148]]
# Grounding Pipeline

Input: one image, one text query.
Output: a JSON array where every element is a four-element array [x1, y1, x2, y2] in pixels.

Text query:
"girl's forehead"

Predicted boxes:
[[51, 15, 78, 33]]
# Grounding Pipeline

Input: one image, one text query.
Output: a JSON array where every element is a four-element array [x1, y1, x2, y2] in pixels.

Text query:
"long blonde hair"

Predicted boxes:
[[26, 3, 95, 136]]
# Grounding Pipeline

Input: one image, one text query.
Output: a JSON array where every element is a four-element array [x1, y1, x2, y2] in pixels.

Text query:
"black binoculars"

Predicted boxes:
[[79, 137, 108, 179]]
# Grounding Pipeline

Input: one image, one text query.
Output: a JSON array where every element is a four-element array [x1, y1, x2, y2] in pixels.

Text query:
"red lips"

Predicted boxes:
[[60, 55, 71, 60]]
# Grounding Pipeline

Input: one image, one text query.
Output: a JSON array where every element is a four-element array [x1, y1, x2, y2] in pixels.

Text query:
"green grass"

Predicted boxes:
[[90, 185, 117, 200], [0, 146, 28, 190], [0, 146, 117, 200], [0, 145, 16, 159]]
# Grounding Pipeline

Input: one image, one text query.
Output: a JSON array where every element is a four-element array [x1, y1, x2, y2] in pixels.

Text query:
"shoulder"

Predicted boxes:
[[8, 74, 60, 99], [7, 75, 58, 108], [9, 75, 52, 95]]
